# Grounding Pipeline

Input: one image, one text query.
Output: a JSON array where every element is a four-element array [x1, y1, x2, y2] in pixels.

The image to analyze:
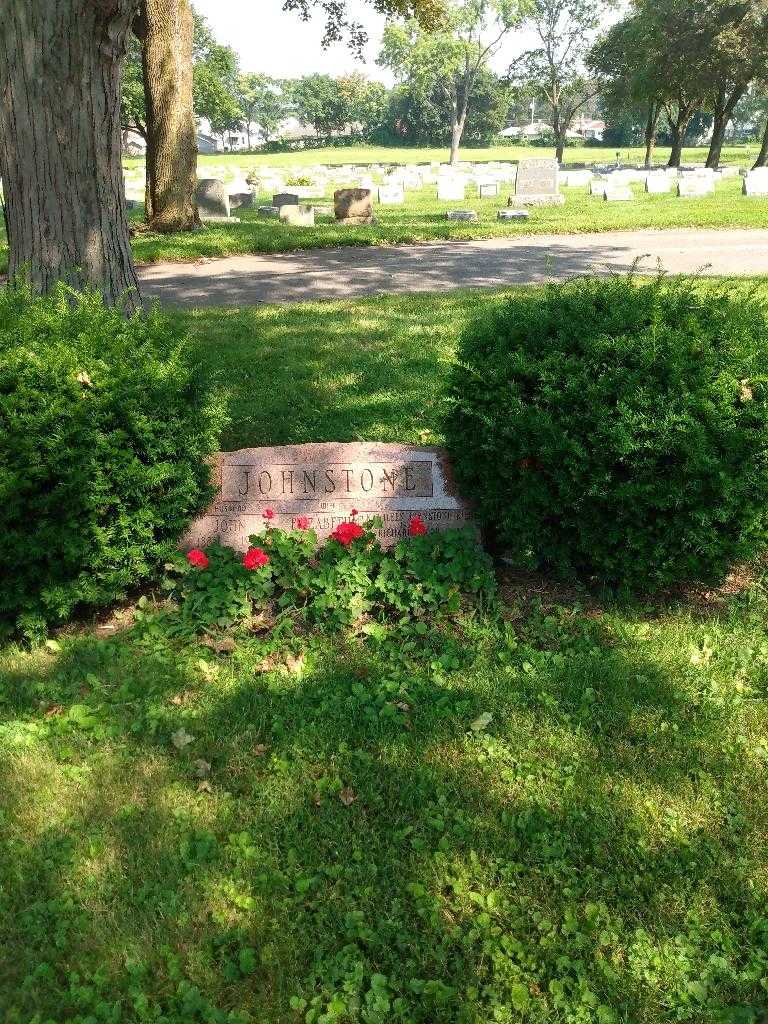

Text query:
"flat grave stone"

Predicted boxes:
[[514, 158, 564, 206], [479, 182, 499, 198], [279, 204, 315, 226], [181, 442, 474, 550], [195, 178, 230, 218], [743, 168, 768, 196], [497, 208, 529, 220], [604, 186, 634, 202], [446, 210, 478, 221], [258, 205, 281, 218], [334, 187, 374, 224]]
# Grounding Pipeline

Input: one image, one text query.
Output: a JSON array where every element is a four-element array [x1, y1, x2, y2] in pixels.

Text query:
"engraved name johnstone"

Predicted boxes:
[[182, 442, 474, 551]]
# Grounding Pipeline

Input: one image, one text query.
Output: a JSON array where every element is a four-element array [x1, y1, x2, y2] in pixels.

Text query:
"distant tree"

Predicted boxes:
[[237, 74, 287, 147], [589, 12, 666, 167], [701, 1, 768, 167], [121, 34, 147, 141], [387, 66, 510, 144], [379, 0, 522, 165], [192, 14, 243, 146], [282, 0, 447, 53], [337, 72, 391, 138], [291, 74, 349, 133], [512, 0, 604, 163]]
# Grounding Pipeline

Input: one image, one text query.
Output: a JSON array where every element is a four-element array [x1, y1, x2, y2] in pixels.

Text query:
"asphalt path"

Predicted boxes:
[[137, 228, 768, 307]]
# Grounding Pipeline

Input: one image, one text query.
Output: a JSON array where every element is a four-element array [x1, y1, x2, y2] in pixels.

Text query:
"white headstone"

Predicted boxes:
[[604, 186, 634, 202], [479, 182, 499, 198], [645, 174, 672, 194], [377, 183, 405, 205], [438, 179, 466, 202], [677, 177, 714, 197], [743, 169, 768, 196]]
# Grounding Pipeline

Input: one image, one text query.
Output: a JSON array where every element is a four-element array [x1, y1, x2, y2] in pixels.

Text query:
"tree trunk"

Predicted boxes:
[[706, 86, 746, 169], [0, 0, 142, 309], [753, 115, 768, 168], [555, 132, 566, 163], [140, 0, 200, 232], [667, 105, 698, 168], [449, 114, 465, 166], [644, 101, 660, 168]]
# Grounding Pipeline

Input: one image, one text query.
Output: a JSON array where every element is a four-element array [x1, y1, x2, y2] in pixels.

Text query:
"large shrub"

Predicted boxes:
[[446, 276, 768, 590], [0, 285, 225, 635]]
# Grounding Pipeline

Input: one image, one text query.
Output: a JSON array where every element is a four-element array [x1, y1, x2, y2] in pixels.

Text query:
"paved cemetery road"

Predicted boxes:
[[138, 228, 768, 307]]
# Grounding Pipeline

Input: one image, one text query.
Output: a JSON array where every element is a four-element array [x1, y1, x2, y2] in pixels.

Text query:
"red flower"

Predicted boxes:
[[330, 521, 365, 546], [262, 508, 275, 521], [243, 546, 270, 570], [408, 514, 428, 536], [187, 548, 209, 569], [350, 508, 359, 517], [295, 515, 311, 530]]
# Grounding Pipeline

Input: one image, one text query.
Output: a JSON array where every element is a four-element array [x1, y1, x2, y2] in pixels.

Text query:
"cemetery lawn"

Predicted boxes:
[[2, 176, 768, 273], [3, 283, 768, 1022]]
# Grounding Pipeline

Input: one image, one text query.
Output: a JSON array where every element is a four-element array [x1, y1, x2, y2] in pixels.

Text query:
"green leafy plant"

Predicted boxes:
[[446, 274, 768, 590], [167, 514, 495, 633], [0, 283, 225, 637]]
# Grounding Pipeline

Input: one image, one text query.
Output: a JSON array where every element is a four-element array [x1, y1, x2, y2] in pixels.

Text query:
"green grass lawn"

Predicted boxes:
[[3, 284, 768, 1022], [124, 141, 761, 172]]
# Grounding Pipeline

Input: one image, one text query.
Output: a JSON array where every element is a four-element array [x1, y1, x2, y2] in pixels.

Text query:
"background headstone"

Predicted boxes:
[[180, 443, 474, 550], [743, 169, 768, 196], [273, 191, 300, 209], [513, 158, 564, 206], [334, 187, 374, 224], [279, 204, 315, 226], [195, 178, 229, 219], [437, 179, 466, 202], [378, 183, 405, 204]]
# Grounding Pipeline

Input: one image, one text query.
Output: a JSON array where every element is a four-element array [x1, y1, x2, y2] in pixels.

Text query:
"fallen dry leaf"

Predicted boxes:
[[470, 712, 493, 733], [171, 727, 195, 750], [201, 635, 235, 654], [197, 780, 213, 794], [740, 379, 754, 402], [76, 371, 93, 387], [44, 703, 65, 718], [253, 744, 270, 757], [339, 787, 357, 807], [282, 652, 306, 675], [255, 655, 278, 673], [169, 691, 195, 707], [394, 701, 410, 712], [313, 792, 323, 807], [194, 758, 211, 779]]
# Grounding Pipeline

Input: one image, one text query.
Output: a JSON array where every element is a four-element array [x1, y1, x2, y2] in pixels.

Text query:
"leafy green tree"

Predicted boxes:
[[192, 13, 243, 144], [337, 72, 391, 138], [511, 0, 604, 163], [237, 73, 287, 147], [379, 0, 523, 164], [291, 73, 349, 134], [388, 66, 509, 143], [589, 12, 666, 167]]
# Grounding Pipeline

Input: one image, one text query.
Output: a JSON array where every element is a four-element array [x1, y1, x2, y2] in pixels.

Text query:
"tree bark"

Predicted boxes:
[[666, 102, 699, 168], [753, 115, 768, 168], [643, 101, 661, 168], [139, 0, 200, 232], [706, 85, 747, 169], [0, 0, 142, 308]]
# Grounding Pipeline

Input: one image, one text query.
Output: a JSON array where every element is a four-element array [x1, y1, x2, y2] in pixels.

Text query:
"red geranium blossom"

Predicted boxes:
[[330, 521, 365, 546], [262, 508, 275, 520], [408, 514, 428, 536], [243, 546, 270, 570], [295, 515, 311, 530], [187, 548, 209, 569], [350, 508, 359, 517]]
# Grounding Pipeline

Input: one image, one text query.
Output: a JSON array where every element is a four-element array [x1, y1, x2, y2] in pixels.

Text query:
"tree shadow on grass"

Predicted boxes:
[[0, 616, 766, 1021]]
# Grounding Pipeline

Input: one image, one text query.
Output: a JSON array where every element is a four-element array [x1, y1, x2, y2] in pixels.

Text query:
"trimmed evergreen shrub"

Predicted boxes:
[[446, 276, 768, 590], [0, 284, 225, 636]]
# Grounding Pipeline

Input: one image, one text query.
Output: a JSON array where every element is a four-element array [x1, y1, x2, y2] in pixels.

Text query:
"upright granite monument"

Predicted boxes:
[[511, 158, 565, 207], [181, 442, 474, 551]]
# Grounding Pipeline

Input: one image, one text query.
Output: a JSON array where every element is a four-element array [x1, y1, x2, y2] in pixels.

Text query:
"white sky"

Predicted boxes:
[[191, 0, 546, 83]]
